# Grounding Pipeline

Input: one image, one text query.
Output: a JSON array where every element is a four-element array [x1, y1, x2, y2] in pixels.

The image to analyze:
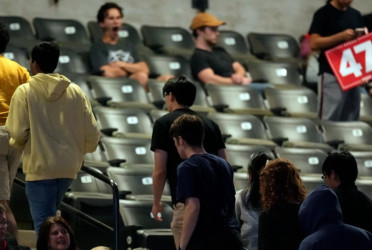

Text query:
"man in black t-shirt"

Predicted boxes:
[[309, 0, 364, 121], [150, 75, 226, 248], [189, 12, 252, 85]]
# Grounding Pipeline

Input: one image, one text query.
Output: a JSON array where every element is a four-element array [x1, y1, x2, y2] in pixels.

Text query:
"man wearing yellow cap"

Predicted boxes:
[[190, 12, 252, 85]]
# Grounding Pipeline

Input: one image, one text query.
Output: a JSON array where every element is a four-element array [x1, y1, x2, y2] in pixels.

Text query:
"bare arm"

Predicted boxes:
[[100, 64, 128, 77], [112, 61, 149, 75], [198, 68, 235, 85], [310, 29, 356, 51], [180, 197, 200, 250], [152, 149, 168, 222]]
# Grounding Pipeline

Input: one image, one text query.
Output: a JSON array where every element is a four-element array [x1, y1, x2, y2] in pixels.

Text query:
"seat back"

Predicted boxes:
[[101, 137, 154, 164], [226, 144, 274, 171], [33, 17, 90, 43], [107, 165, 170, 196], [321, 120, 372, 145], [350, 151, 372, 177], [119, 199, 173, 229], [208, 113, 269, 140], [206, 84, 268, 111], [144, 54, 191, 77], [275, 147, 327, 175], [141, 25, 194, 52], [264, 87, 317, 115], [247, 32, 299, 60], [248, 60, 302, 85], [61, 72, 93, 100], [360, 93, 372, 120], [0, 16, 36, 48], [55, 49, 90, 74], [94, 106, 153, 135], [3, 45, 29, 68], [69, 170, 112, 193], [217, 30, 250, 55], [88, 21, 141, 45], [88, 76, 150, 104], [264, 116, 325, 143]]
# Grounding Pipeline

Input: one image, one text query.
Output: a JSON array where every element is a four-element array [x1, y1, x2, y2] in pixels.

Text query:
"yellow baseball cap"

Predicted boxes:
[[190, 12, 226, 30]]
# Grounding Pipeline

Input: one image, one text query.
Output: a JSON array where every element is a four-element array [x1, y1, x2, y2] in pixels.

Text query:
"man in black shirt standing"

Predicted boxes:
[[309, 0, 364, 121], [150, 75, 226, 248]]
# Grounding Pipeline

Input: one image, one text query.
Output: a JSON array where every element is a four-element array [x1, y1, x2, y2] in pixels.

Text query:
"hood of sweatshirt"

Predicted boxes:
[[29, 73, 71, 102], [298, 184, 343, 237]]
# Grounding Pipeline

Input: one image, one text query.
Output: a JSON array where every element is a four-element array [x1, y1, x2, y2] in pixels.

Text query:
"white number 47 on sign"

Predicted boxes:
[[339, 40, 372, 77]]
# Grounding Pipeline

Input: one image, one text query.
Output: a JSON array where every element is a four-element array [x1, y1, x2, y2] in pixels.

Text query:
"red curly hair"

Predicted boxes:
[[260, 158, 307, 210]]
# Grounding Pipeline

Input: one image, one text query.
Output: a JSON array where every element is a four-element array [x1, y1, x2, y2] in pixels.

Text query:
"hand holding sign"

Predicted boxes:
[[326, 32, 372, 91]]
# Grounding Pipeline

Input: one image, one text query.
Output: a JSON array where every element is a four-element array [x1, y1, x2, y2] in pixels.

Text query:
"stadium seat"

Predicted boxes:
[[119, 199, 173, 229], [93, 106, 153, 139], [0, 16, 37, 49], [321, 120, 372, 151], [207, 112, 276, 148], [275, 147, 328, 175], [106, 165, 170, 196], [360, 93, 372, 125], [119, 200, 175, 249], [226, 144, 275, 172], [350, 151, 372, 178], [205, 84, 273, 116], [33, 17, 91, 52], [140, 25, 194, 59], [144, 54, 191, 78], [88, 76, 156, 112], [3, 45, 29, 69], [247, 32, 299, 62], [234, 172, 249, 191], [61, 72, 94, 100], [216, 30, 257, 68], [264, 116, 333, 152], [54, 48, 90, 74], [264, 87, 318, 118], [247, 60, 302, 86], [100, 136, 154, 165]]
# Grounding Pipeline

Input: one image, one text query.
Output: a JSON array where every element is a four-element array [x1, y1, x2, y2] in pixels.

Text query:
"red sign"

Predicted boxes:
[[325, 32, 372, 91]]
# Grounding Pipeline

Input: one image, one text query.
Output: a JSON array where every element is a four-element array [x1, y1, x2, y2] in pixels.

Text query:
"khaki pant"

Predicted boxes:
[[0, 126, 22, 200], [171, 202, 184, 249]]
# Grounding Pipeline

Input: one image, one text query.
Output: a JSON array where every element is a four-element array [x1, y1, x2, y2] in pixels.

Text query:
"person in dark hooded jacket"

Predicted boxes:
[[298, 185, 372, 250]]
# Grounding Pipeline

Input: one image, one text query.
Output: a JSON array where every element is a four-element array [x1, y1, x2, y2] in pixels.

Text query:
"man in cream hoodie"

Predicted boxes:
[[5, 42, 101, 235]]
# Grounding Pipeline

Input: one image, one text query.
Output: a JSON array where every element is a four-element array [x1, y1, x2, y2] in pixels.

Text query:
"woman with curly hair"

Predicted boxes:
[[36, 216, 76, 250], [258, 158, 307, 250]]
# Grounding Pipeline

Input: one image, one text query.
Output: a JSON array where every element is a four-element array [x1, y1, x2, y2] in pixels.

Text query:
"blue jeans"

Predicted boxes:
[[26, 178, 72, 235]]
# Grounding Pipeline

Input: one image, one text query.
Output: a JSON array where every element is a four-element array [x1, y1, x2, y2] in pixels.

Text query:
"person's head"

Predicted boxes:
[[37, 216, 76, 250], [298, 185, 342, 237], [322, 151, 358, 190], [0, 204, 7, 241], [243, 152, 274, 210], [330, 0, 353, 10], [162, 75, 196, 111], [0, 22, 9, 53], [97, 2, 123, 35], [30, 42, 59, 74], [260, 158, 307, 210], [169, 114, 205, 159], [190, 12, 225, 45]]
